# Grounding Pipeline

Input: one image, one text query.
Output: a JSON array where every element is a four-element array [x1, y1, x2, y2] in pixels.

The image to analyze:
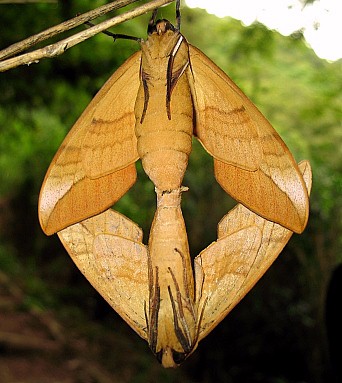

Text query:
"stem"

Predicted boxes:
[[0, 0, 174, 72]]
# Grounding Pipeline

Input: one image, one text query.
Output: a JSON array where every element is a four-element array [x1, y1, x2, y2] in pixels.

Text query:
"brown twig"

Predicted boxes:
[[0, 0, 174, 72], [0, 0, 140, 61]]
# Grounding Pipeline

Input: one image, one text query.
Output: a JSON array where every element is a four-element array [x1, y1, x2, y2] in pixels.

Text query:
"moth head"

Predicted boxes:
[[148, 19, 177, 36], [156, 346, 187, 368]]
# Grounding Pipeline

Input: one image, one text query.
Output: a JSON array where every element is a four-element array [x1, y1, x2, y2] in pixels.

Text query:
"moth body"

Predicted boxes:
[[135, 21, 193, 191], [147, 187, 198, 367]]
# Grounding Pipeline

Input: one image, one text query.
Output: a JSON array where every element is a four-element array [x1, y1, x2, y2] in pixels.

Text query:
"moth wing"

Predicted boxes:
[[82, 53, 141, 178], [194, 225, 262, 341], [39, 52, 141, 235], [58, 208, 149, 340], [196, 160, 312, 341], [217, 160, 312, 267], [188, 45, 309, 233], [188, 45, 262, 171]]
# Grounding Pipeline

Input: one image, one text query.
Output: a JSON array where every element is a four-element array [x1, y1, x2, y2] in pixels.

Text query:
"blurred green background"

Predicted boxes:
[[0, 1, 341, 382]]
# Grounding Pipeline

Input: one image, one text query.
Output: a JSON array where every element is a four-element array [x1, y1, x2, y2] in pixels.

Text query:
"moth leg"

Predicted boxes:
[[140, 69, 151, 123], [84, 21, 142, 43], [194, 295, 208, 343], [147, 264, 160, 354], [167, 282, 192, 353], [166, 35, 189, 119], [173, 248, 196, 321]]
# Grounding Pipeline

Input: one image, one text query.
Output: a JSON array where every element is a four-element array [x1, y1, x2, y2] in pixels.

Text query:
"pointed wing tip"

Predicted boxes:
[[39, 205, 77, 235], [295, 159, 312, 234], [291, 218, 307, 234], [40, 225, 53, 236], [39, 217, 60, 236], [38, 199, 66, 235], [38, 209, 54, 236], [277, 159, 312, 234], [298, 160, 312, 193]]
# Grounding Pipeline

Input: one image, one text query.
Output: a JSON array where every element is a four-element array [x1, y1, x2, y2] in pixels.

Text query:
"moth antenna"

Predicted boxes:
[[148, 8, 159, 34], [176, 0, 181, 30]]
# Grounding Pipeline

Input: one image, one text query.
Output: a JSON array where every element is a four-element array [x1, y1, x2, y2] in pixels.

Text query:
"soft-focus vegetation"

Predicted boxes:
[[0, 1, 341, 382]]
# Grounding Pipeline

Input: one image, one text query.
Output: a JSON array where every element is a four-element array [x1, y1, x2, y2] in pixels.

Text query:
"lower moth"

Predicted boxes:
[[58, 160, 312, 367], [39, 1, 309, 236]]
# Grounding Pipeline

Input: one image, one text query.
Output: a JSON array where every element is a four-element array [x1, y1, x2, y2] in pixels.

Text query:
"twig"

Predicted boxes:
[[0, 0, 140, 61], [0, 0, 174, 72]]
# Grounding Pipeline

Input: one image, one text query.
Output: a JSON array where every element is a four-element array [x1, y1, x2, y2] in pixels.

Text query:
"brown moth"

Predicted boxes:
[[58, 160, 312, 367], [38, 3, 309, 236], [39, 1, 311, 367]]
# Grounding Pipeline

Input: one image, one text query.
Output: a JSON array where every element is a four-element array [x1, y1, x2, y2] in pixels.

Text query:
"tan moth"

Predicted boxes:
[[39, 2, 309, 236], [58, 160, 311, 367], [39, 0, 311, 367]]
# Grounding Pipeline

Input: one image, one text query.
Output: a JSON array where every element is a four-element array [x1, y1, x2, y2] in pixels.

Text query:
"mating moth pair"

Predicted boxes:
[[39, 2, 311, 368]]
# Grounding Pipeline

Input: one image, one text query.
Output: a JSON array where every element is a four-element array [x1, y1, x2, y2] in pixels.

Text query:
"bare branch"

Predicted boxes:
[[0, 0, 140, 61], [0, 0, 174, 72]]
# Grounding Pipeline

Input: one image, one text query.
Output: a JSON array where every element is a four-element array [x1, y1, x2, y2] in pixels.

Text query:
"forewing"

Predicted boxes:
[[82, 52, 141, 178], [39, 52, 141, 235], [188, 45, 309, 233], [196, 160, 312, 341], [58, 208, 148, 340], [188, 45, 262, 170]]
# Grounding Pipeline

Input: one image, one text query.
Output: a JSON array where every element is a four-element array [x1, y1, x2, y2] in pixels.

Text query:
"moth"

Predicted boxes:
[[38, 0, 311, 368], [39, 2, 309, 236], [58, 160, 312, 367]]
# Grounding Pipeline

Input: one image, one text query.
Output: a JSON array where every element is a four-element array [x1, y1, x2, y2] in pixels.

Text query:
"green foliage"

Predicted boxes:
[[0, 107, 66, 196]]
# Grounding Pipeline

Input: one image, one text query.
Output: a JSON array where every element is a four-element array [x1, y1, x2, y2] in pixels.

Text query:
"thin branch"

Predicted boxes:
[[0, 0, 174, 72], [0, 0, 140, 61]]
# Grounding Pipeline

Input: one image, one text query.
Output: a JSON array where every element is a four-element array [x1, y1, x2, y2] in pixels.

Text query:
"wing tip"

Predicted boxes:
[[292, 160, 312, 234]]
